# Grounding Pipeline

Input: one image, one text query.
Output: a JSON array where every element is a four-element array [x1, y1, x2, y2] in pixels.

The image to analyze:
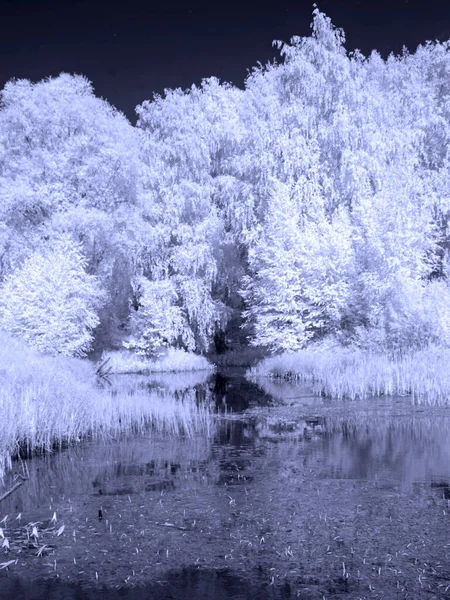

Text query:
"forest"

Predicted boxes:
[[1, 8, 450, 362]]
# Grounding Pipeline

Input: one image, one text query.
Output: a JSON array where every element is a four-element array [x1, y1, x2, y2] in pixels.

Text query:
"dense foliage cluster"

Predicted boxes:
[[1, 8, 450, 357]]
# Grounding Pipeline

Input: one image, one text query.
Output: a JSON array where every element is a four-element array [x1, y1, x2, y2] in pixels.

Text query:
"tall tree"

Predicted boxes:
[[0, 74, 141, 349]]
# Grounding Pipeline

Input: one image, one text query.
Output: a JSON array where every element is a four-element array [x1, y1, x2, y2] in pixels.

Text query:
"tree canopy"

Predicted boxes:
[[2, 8, 450, 356]]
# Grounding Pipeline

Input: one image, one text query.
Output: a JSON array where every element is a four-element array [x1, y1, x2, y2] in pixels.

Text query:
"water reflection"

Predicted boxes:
[[1, 371, 450, 598], [108, 371, 213, 401], [252, 375, 450, 486], [311, 417, 450, 485], [3, 374, 450, 511], [0, 435, 216, 514], [213, 370, 276, 412], [0, 568, 292, 600]]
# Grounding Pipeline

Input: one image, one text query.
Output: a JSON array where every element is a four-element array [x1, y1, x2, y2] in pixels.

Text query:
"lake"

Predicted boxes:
[[1, 369, 450, 599]]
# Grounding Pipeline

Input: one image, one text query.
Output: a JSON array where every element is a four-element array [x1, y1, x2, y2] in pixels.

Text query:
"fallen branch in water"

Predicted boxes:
[[0, 480, 24, 503], [96, 357, 113, 385]]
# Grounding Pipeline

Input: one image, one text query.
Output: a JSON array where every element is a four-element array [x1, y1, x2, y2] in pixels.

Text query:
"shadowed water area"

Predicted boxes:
[[1, 370, 450, 599]]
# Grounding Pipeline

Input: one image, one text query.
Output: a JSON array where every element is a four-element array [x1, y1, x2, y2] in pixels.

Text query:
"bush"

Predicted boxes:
[[100, 347, 215, 374], [0, 235, 106, 357]]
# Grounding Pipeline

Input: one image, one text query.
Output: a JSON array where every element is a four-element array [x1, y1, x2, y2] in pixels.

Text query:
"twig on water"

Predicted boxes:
[[155, 521, 188, 531], [0, 480, 25, 503]]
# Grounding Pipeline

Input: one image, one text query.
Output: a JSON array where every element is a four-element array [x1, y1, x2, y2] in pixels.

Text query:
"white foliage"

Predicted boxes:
[[0, 235, 106, 356], [2, 10, 450, 357], [123, 277, 193, 356], [242, 179, 354, 352]]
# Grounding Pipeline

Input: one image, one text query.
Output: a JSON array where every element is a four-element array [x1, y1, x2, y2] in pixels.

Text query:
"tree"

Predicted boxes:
[[0, 74, 141, 351], [242, 178, 354, 352], [123, 276, 192, 356], [0, 235, 106, 356], [135, 83, 229, 352]]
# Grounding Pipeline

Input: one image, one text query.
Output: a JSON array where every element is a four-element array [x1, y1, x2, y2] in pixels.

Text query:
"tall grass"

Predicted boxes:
[[0, 333, 214, 482], [247, 345, 450, 405], [101, 348, 215, 374]]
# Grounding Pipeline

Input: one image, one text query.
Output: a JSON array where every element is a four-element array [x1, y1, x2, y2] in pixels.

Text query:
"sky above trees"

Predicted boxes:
[[2, 0, 450, 123]]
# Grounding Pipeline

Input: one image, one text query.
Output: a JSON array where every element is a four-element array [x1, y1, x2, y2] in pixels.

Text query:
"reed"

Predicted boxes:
[[100, 348, 215, 374], [0, 333, 214, 482], [248, 345, 450, 405]]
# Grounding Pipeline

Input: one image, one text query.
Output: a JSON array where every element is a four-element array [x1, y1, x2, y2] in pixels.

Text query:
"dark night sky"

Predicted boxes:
[[1, 0, 450, 124]]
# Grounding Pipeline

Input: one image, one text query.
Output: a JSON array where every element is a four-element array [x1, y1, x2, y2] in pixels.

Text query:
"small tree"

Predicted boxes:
[[123, 276, 193, 356], [0, 235, 106, 356], [241, 179, 354, 352]]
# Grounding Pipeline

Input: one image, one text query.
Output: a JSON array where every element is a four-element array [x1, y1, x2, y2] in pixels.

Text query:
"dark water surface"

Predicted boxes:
[[1, 371, 450, 599]]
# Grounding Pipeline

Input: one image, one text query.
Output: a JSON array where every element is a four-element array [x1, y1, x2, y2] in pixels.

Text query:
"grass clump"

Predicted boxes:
[[248, 344, 450, 405], [0, 333, 214, 482], [100, 348, 215, 374]]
